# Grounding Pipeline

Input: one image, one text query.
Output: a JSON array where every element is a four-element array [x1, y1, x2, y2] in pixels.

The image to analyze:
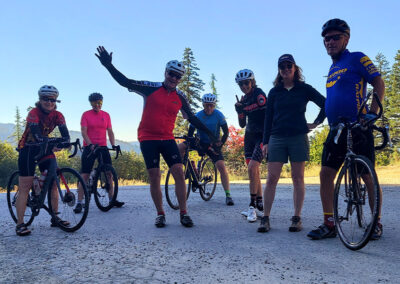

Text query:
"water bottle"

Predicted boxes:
[[88, 169, 97, 187], [39, 170, 48, 188], [33, 176, 41, 195]]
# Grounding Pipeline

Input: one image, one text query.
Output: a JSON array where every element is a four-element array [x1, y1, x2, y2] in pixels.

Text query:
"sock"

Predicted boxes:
[[249, 194, 256, 207], [324, 212, 334, 228], [256, 196, 263, 211], [225, 190, 231, 197], [77, 200, 82, 205], [157, 211, 165, 216], [180, 210, 187, 215]]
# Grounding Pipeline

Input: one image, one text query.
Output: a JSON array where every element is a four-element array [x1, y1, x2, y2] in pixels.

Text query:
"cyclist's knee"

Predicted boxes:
[[320, 166, 337, 183]]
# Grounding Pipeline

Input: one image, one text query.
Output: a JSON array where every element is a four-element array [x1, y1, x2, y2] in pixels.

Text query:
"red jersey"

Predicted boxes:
[[18, 107, 66, 149]]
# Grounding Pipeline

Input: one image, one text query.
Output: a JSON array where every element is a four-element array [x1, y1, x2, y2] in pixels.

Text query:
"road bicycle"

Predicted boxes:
[[86, 145, 122, 211], [165, 136, 218, 210], [7, 138, 89, 232], [333, 92, 390, 250]]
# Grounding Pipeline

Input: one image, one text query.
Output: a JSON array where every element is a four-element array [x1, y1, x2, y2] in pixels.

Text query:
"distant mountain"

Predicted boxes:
[[0, 123, 141, 153]]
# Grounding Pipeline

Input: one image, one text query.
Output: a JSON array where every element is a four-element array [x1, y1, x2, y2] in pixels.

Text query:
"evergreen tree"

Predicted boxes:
[[174, 47, 205, 136], [386, 50, 400, 158], [10, 107, 23, 144], [373, 53, 392, 164], [209, 73, 220, 109]]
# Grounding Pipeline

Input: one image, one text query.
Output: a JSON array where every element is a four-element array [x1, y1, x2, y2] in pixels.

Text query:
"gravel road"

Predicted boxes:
[[1, 184, 399, 283]]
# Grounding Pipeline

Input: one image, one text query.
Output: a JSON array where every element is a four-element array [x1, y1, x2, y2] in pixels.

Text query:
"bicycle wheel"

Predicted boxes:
[[334, 155, 380, 250], [199, 158, 217, 201], [93, 164, 118, 212], [6, 171, 35, 226], [165, 160, 191, 210], [48, 167, 90, 232]]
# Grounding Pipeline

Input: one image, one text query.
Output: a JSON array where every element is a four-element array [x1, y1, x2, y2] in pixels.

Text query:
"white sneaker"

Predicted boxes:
[[255, 208, 263, 218], [241, 209, 249, 217], [247, 206, 257, 222]]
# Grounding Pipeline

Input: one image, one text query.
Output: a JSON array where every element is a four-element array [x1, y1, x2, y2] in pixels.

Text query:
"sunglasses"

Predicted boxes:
[[324, 34, 343, 42], [279, 63, 293, 70], [203, 103, 216, 108], [41, 97, 58, 103], [168, 71, 182, 80], [239, 80, 251, 87]]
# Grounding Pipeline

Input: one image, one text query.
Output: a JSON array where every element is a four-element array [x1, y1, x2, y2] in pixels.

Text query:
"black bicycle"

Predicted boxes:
[[7, 138, 89, 232], [333, 92, 390, 250], [165, 136, 217, 210], [86, 145, 122, 211]]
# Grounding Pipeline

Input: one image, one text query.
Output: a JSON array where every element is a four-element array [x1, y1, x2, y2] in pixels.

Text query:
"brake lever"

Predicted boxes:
[[334, 123, 345, 144]]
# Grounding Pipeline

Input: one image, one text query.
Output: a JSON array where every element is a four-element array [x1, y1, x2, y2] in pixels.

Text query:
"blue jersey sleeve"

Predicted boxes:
[[353, 52, 381, 83]]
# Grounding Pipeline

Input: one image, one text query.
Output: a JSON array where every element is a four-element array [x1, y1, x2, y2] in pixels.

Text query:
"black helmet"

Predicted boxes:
[[88, 92, 103, 102], [321, 18, 350, 37]]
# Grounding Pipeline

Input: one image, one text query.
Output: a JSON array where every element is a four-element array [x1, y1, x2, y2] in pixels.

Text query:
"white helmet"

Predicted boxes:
[[166, 60, 186, 76], [38, 85, 59, 98], [235, 69, 255, 83], [202, 93, 217, 104]]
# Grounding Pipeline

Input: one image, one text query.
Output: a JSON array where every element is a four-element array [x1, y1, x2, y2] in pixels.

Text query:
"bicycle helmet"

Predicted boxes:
[[165, 60, 186, 76], [38, 85, 59, 98], [202, 93, 217, 104], [321, 18, 350, 37], [88, 92, 103, 102], [235, 69, 255, 83]]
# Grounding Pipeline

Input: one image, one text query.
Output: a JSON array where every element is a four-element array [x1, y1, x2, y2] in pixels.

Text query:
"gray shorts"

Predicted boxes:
[[267, 134, 309, 163]]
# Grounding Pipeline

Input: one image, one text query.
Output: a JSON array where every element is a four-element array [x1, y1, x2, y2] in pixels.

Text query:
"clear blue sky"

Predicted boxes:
[[1, 0, 399, 141]]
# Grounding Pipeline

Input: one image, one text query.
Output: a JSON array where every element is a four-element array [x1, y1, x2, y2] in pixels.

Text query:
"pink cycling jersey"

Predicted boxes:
[[81, 110, 112, 146]]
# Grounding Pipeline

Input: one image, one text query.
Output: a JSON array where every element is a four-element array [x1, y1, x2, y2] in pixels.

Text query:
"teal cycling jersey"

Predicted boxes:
[[325, 49, 380, 125], [190, 109, 227, 144]]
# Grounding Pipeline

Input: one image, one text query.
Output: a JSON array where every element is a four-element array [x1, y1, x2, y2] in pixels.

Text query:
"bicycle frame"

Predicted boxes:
[[25, 139, 82, 215]]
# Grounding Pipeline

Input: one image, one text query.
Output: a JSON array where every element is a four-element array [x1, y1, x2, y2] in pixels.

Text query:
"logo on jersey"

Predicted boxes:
[[257, 95, 266, 106], [327, 68, 347, 88]]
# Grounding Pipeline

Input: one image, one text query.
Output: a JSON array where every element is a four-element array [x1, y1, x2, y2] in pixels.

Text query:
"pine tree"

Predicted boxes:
[[386, 50, 400, 158], [10, 107, 23, 144], [174, 47, 205, 136], [209, 73, 220, 109], [373, 53, 392, 164]]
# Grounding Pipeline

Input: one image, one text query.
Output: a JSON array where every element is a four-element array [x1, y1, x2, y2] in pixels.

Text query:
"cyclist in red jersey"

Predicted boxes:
[[95, 46, 218, 228], [74, 92, 124, 214], [15, 85, 71, 236]]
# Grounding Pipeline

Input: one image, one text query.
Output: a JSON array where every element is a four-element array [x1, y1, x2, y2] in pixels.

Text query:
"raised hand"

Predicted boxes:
[[95, 46, 113, 67]]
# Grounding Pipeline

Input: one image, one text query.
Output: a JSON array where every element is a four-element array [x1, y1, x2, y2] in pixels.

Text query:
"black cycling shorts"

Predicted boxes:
[[197, 142, 224, 163], [81, 146, 112, 174], [244, 131, 264, 163], [322, 127, 375, 171], [18, 146, 56, 176], [140, 140, 182, 169]]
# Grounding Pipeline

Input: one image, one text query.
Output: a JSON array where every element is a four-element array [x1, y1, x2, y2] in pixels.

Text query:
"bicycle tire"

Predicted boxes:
[[165, 160, 191, 210], [6, 171, 35, 226], [93, 164, 118, 212], [199, 158, 217, 201], [48, 167, 90, 232], [334, 155, 380, 250]]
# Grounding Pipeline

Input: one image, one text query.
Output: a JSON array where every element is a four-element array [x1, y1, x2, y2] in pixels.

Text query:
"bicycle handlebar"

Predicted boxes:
[[89, 144, 122, 160], [334, 92, 386, 146], [25, 138, 82, 160]]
